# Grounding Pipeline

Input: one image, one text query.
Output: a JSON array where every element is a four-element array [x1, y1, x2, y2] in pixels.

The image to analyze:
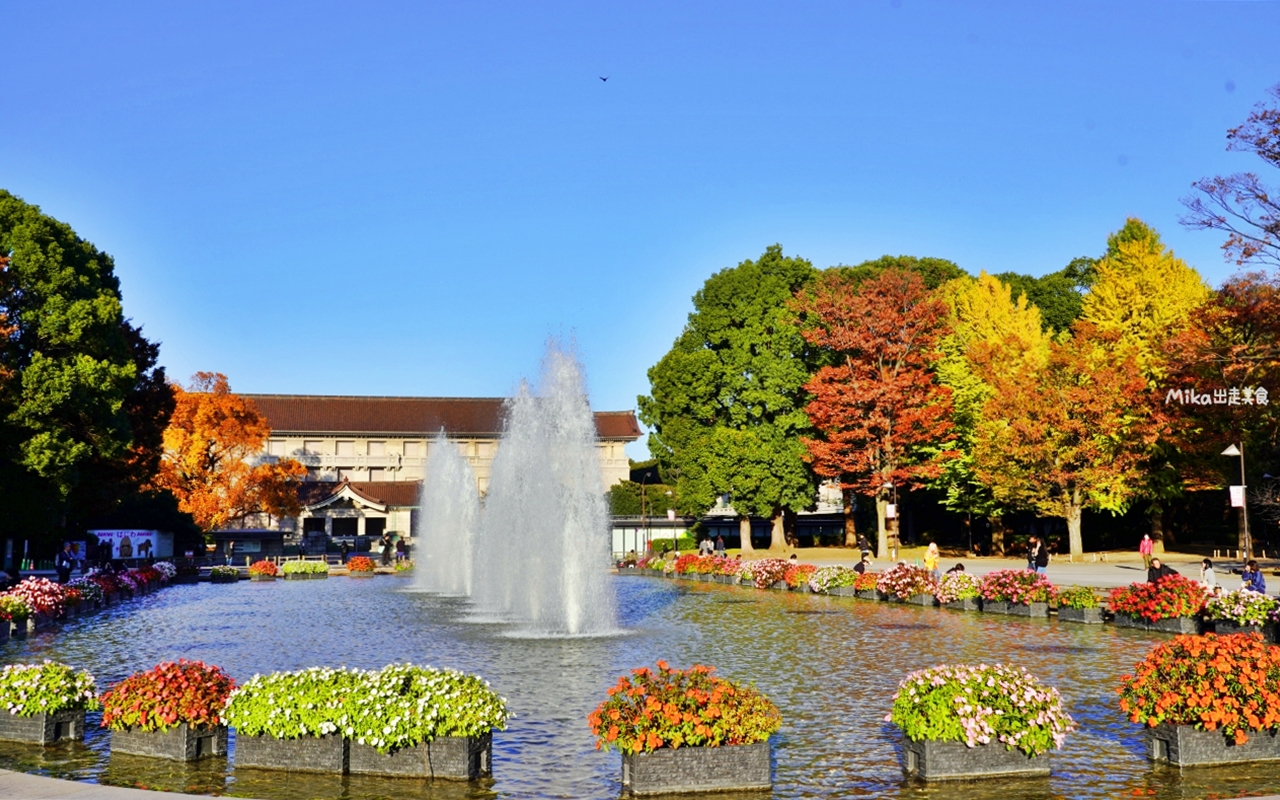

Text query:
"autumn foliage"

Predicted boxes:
[[153, 372, 305, 531], [1118, 633, 1280, 744]]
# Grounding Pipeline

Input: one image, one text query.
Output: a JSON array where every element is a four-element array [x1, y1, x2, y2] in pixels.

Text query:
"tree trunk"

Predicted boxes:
[[876, 492, 889, 560], [990, 515, 1005, 556], [783, 510, 797, 547], [739, 516, 754, 553], [768, 510, 786, 552], [1066, 493, 1083, 559], [842, 488, 858, 547], [1149, 503, 1166, 555]]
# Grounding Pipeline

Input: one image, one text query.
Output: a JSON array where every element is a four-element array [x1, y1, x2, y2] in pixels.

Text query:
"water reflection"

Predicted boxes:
[[1, 575, 1279, 799]]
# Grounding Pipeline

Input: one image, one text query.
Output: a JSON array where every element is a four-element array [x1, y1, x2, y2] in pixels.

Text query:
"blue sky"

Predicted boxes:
[[2, 1, 1278, 458]]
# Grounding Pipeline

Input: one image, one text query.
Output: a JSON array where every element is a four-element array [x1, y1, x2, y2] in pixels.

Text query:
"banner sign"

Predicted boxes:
[[89, 530, 160, 560], [1230, 486, 1246, 508]]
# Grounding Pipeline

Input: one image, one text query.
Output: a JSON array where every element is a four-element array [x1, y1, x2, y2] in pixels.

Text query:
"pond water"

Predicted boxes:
[[1, 575, 1279, 800]]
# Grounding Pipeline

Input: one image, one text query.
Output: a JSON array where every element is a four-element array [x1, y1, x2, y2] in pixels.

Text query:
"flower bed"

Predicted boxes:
[[853, 571, 879, 592], [0, 662, 98, 745], [101, 660, 234, 733], [978, 570, 1055, 605], [749, 559, 790, 589], [152, 561, 177, 581], [393, 560, 414, 573], [346, 556, 377, 573], [248, 560, 279, 577], [876, 564, 938, 601], [0, 596, 31, 624], [1109, 574, 1207, 624], [934, 572, 980, 605], [808, 565, 858, 594], [783, 563, 816, 590], [4, 577, 68, 617], [888, 664, 1073, 758], [1055, 585, 1099, 609], [67, 577, 104, 606], [208, 565, 240, 582], [1204, 589, 1277, 627], [1118, 633, 1280, 755], [588, 661, 780, 754], [281, 560, 329, 577]]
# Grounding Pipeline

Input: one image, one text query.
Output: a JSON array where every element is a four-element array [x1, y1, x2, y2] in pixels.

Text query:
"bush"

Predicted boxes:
[[1109, 574, 1207, 623], [1204, 589, 1277, 626], [248, 560, 278, 577], [876, 564, 938, 600], [934, 572, 980, 604], [100, 660, 235, 732], [0, 662, 99, 716], [224, 665, 506, 752], [1055, 585, 1100, 610], [1118, 633, 1280, 744], [808, 565, 858, 594], [588, 661, 781, 753], [394, 560, 414, 573], [889, 663, 1074, 757], [979, 569, 1055, 604], [280, 560, 329, 575], [346, 556, 376, 573], [650, 535, 696, 555]]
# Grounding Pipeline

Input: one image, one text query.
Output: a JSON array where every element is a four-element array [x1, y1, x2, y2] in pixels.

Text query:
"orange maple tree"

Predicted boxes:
[[152, 372, 305, 531], [794, 269, 956, 557]]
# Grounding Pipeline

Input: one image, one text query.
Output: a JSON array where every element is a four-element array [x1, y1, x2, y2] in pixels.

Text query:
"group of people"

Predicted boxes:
[[696, 535, 727, 557], [1142, 531, 1267, 595]]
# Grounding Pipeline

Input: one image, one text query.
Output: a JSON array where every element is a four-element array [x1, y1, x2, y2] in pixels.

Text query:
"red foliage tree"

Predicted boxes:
[[795, 269, 955, 557]]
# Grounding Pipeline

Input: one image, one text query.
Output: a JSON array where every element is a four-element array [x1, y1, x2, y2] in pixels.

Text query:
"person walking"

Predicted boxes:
[[340, 540, 350, 564], [379, 533, 393, 567], [1139, 534, 1154, 569], [1026, 537, 1039, 572], [714, 535, 726, 557], [54, 542, 74, 584], [924, 542, 940, 582], [1034, 539, 1049, 575], [1242, 559, 1266, 593]]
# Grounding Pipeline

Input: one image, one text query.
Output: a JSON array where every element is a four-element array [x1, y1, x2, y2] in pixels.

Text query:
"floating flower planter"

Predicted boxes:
[[889, 663, 1072, 781], [1058, 607, 1103, 624], [248, 561, 278, 582], [0, 662, 98, 744], [944, 598, 981, 611], [346, 556, 377, 576], [100, 660, 234, 762], [877, 564, 939, 605], [1109, 574, 1206, 634], [1119, 633, 1280, 766], [935, 572, 980, 611], [209, 566, 240, 583], [1006, 602, 1049, 618], [1204, 590, 1277, 638], [589, 661, 780, 795], [225, 664, 507, 779], [280, 561, 329, 580], [807, 566, 858, 595], [1055, 586, 1102, 624], [978, 570, 1055, 617]]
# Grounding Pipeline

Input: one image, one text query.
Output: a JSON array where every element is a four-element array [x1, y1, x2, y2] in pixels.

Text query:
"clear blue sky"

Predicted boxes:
[[3, 2, 1277, 459]]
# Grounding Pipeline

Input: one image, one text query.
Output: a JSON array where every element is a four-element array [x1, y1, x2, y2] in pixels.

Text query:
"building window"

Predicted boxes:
[[477, 442, 492, 458], [338, 468, 356, 481], [368, 441, 385, 456], [403, 441, 421, 458], [268, 439, 286, 457], [303, 440, 324, 455], [369, 468, 387, 481], [336, 440, 355, 457]]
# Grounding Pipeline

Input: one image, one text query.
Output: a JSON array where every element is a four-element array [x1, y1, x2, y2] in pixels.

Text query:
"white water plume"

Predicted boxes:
[[414, 430, 479, 596]]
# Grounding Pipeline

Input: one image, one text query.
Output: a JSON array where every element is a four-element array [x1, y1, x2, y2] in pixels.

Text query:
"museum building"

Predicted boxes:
[[241, 395, 642, 546]]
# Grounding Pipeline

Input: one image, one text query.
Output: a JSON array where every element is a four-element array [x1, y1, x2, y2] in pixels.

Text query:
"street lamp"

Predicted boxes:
[[1223, 443, 1251, 561]]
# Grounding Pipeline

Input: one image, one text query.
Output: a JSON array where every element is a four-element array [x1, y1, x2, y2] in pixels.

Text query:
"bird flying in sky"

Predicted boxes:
[[599, 76, 608, 82]]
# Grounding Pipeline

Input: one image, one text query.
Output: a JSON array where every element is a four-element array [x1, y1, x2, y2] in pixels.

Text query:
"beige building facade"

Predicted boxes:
[[243, 395, 641, 544]]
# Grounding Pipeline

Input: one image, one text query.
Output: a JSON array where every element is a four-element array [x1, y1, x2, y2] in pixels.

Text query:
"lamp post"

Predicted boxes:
[[1223, 443, 1251, 561]]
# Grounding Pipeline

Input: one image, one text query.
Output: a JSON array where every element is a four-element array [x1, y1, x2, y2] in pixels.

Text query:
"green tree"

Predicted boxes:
[[639, 245, 817, 551], [993, 257, 1094, 335], [0, 191, 155, 547], [827, 255, 966, 291]]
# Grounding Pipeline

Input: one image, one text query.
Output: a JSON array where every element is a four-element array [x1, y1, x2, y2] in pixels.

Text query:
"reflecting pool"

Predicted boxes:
[[1, 575, 1278, 799]]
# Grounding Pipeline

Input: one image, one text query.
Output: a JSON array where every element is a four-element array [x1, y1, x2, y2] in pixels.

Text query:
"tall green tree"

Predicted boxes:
[[827, 255, 966, 291], [994, 257, 1094, 335], [639, 245, 817, 551], [0, 190, 162, 547]]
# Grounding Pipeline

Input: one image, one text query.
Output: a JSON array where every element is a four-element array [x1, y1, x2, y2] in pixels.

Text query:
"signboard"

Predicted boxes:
[[1230, 486, 1246, 508], [88, 530, 175, 560], [885, 504, 897, 519], [666, 509, 676, 521]]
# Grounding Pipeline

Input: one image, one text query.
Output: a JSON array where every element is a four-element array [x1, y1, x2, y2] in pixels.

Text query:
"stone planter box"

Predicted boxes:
[[234, 733, 348, 773], [172, 575, 199, 584], [249, 574, 276, 582], [1058, 606, 1104, 624], [857, 590, 879, 600], [900, 738, 1048, 780], [1113, 613, 1200, 634], [1007, 601, 1050, 618], [0, 709, 86, 744], [621, 741, 770, 795], [10, 620, 27, 639], [209, 574, 239, 584], [348, 571, 376, 578], [1210, 620, 1272, 638], [111, 723, 228, 761], [769, 581, 788, 591], [348, 733, 492, 779], [829, 586, 858, 597], [283, 572, 328, 580], [982, 600, 1012, 615], [943, 598, 981, 611], [1145, 723, 1280, 766]]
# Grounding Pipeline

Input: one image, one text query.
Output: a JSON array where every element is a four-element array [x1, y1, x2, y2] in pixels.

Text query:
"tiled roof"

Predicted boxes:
[[245, 395, 642, 440], [297, 480, 423, 509]]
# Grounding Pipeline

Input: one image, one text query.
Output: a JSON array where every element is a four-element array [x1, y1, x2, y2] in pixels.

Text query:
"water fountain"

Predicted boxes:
[[414, 430, 479, 596], [418, 342, 617, 636]]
